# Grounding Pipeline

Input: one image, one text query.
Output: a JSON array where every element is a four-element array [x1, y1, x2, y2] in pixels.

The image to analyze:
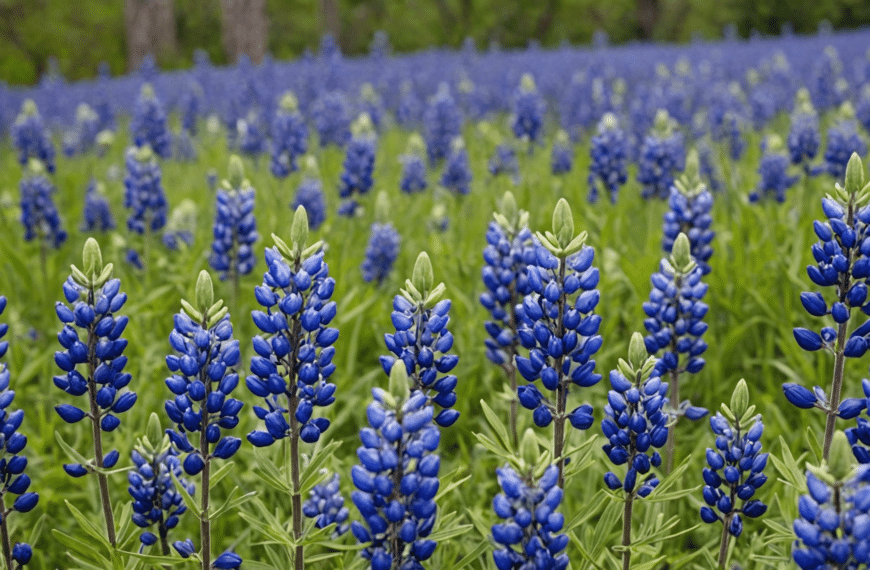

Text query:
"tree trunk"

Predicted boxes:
[[637, 0, 659, 40], [319, 0, 341, 44], [220, 0, 268, 65], [124, 0, 177, 71]]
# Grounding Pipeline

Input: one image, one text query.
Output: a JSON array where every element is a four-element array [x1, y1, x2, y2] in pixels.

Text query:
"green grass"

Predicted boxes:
[[0, 114, 864, 569]]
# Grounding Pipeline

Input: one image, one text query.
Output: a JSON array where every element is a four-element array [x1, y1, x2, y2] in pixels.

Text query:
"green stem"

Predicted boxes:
[[717, 515, 731, 569], [200, 353, 212, 570], [823, 320, 849, 461], [622, 493, 634, 570], [1, 505, 13, 570], [554, 258, 567, 488]]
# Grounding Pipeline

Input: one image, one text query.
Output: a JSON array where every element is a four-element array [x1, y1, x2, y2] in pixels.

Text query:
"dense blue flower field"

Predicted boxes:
[[3, 26, 870, 570]]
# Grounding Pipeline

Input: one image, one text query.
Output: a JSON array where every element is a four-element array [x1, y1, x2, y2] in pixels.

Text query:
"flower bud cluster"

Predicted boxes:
[[124, 145, 168, 234], [510, 76, 546, 145], [12, 101, 55, 173], [350, 389, 441, 570], [424, 84, 462, 164], [130, 86, 171, 159], [399, 153, 428, 194], [338, 134, 376, 217], [361, 223, 400, 285], [20, 165, 67, 249], [82, 178, 116, 233], [491, 464, 568, 570], [128, 448, 193, 549], [210, 184, 258, 280], [270, 100, 308, 178], [303, 473, 349, 536], [662, 187, 714, 276], [587, 113, 628, 204], [247, 248, 339, 446]]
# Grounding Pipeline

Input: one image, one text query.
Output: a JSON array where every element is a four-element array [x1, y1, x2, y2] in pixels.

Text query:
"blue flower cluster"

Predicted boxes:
[[751, 138, 800, 203], [338, 134, 376, 217], [602, 368, 668, 496], [699, 411, 768, 537], [172, 128, 197, 162], [128, 447, 193, 550], [11, 100, 55, 173], [164, 311, 244, 476], [270, 93, 308, 178], [440, 139, 472, 195], [247, 245, 339, 446], [303, 473, 349, 536], [237, 114, 266, 158], [637, 110, 686, 199], [792, 465, 870, 568], [0, 296, 38, 567], [662, 187, 714, 276], [587, 113, 628, 204], [550, 131, 573, 175], [292, 176, 327, 231], [20, 163, 67, 249], [491, 464, 568, 570], [210, 179, 258, 281], [511, 74, 546, 145], [424, 83, 462, 164], [124, 145, 168, 234], [488, 144, 519, 180], [361, 223, 400, 285], [515, 245, 602, 429], [312, 91, 351, 148], [788, 94, 821, 174], [400, 153, 428, 194], [130, 85, 171, 159], [380, 290, 460, 428], [819, 115, 868, 180], [54, 272, 135, 475], [350, 388, 441, 570]]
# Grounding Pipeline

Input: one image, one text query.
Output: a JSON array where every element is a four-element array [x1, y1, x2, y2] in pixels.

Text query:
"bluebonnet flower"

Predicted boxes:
[[587, 113, 628, 204], [491, 464, 568, 570], [126, 249, 144, 271], [179, 81, 202, 136], [270, 92, 308, 178], [719, 111, 746, 162], [818, 104, 868, 181], [601, 335, 668, 497], [312, 91, 351, 148], [292, 158, 327, 231], [785, 155, 870, 460], [637, 109, 686, 200], [162, 200, 197, 251], [19, 159, 67, 249], [515, 199, 602, 486], [82, 178, 115, 232], [396, 82, 423, 128], [246, 211, 338, 447], [697, 137, 723, 193], [844, 379, 870, 463], [359, 83, 386, 132], [440, 137, 472, 195], [130, 84, 171, 159], [550, 130, 573, 175], [11, 99, 55, 173], [810, 46, 847, 112], [788, 90, 821, 175], [488, 143, 519, 181], [662, 152, 714, 275], [236, 112, 266, 159], [128, 414, 194, 554], [510, 74, 545, 147], [424, 83, 462, 164], [338, 114, 377, 217], [380, 252, 460, 429], [700, 380, 768, 562], [399, 152, 427, 194], [303, 473, 349, 537], [210, 156, 258, 281], [64, 103, 100, 157], [792, 432, 870, 569], [350, 372, 441, 570], [362, 223, 400, 285], [124, 145, 168, 234], [0, 295, 39, 567], [750, 135, 799, 203], [173, 128, 197, 162]]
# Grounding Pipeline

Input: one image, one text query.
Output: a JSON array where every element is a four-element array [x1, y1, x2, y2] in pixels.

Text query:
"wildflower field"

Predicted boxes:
[[3, 27, 870, 570]]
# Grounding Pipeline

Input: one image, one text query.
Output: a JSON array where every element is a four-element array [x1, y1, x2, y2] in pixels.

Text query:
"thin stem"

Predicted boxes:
[[86, 295, 116, 546], [389, 411, 407, 570], [824, 320, 849, 461], [507, 282, 519, 449], [717, 515, 731, 569], [622, 493, 634, 570], [1, 505, 13, 570], [666, 369, 679, 473], [159, 518, 170, 556], [290, 396, 303, 570], [200, 370, 212, 570], [554, 258, 567, 488]]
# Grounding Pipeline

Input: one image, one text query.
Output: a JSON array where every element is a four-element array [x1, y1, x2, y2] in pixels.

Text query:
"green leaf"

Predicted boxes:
[[51, 529, 110, 567], [480, 399, 513, 453], [170, 468, 202, 518], [64, 499, 111, 548], [124, 550, 189, 566], [210, 460, 235, 488], [55, 431, 91, 467], [300, 440, 343, 494], [251, 449, 291, 493], [450, 540, 489, 570], [211, 487, 257, 520]]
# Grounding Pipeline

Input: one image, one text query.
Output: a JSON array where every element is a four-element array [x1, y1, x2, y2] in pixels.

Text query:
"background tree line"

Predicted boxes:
[[1, 0, 869, 86]]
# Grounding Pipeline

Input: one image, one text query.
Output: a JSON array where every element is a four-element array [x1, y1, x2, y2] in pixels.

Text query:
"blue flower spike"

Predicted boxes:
[[0, 294, 38, 567], [380, 251, 459, 429], [12, 99, 55, 173], [270, 91, 308, 178], [164, 270, 243, 570], [361, 191, 400, 285], [209, 155, 258, 285], [601, 333, 669, 570], [516, 198, 602, 487], [787, 152, 870, 461], [663, 149, 715, 275], [587, 112, 628, 204], [637, 109, 686, 200], [792, 431, 870, 569], [338, 113, 377, 217], [701, 380, 768, 568], [351, 363, 442, 570], [20, 158, 67, 249]]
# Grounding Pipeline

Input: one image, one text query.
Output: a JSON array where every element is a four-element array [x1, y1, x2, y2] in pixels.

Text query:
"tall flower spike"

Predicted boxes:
[[637, 109, 686, 200], [361, 192, 400, 285], [700, 380, 768, 568], [587, 113, 628, 204], [510, 73, 546, 148], [751, 135, 800, 203], [82, 178, 116, 232], [124, 144, 168, 235], [11, 99, 55, 173], [399, 133, 428, 194], [338, 114, 377, 217], [818, 103, 868, 181], [129, 413, 194, 555], [164, 270, 243, 570], [792, 432, 870, 568], [291, 156, 327, 231], [515, 198, 603, 487], [270, 91, 308, 178], [550, 129, 573, 175], [312, 90, 351, 148], [209, 155, 259, 287], [20, 159, 67, 249], [481, 191, 535, 444], [440, 137, 472, 195], [663, 150, 714, 275], [130, 84, 171, 159], [302, 473, 349, 537], [246, 208, 338, 569], [54, 239, 134, 546], [788, 89, 821, 176], [424, 83, 462, 164], [351, 365, 441, 570], [380, 251, 460, 428], [602, 334, 669, 570], [0, 295, 39, 568], [785, 153, 870, 461]]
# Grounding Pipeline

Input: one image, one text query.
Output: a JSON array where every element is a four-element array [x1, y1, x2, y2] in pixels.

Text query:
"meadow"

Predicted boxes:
[[2, 27, 870, 570]]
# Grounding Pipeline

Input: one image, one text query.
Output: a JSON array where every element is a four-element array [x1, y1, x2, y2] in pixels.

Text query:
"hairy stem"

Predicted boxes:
[[200, 354, 212, 570], [1, 505, 13, 570], [717, 514, 731, 568], [824, 321, 849, 461], [666, 368, 679, 473], [554, 258, 567, 488], [622, 493, 634, 570]]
